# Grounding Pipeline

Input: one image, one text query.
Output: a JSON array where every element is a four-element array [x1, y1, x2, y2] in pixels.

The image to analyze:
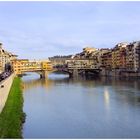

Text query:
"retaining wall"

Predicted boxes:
[[0, 73, 15, 113], [100, 69, 140, 77]]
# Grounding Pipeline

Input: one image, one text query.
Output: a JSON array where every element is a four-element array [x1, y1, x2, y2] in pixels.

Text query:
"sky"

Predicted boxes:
[[0, 1, 140, 59]]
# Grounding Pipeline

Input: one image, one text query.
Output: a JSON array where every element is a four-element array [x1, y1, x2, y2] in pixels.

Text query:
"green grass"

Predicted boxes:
[[0, 77, 25, 138]]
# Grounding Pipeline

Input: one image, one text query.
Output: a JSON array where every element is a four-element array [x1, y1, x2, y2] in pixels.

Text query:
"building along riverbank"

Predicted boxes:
[[0, 77, 25, 138]]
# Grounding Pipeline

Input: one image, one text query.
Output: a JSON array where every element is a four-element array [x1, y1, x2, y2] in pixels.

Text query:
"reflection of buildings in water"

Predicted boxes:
[[134, 80, 139, 90], [22, 73, 106, 91], [88, 76, 140, 106], [99, 76, 140, 90], [104, 87, 110, 111], [23, 78, 53, 91], [22, 74, 140, 106], [22, 75, 98, 92], [22, 76, 71, 92], [107, 78, 140, 106]]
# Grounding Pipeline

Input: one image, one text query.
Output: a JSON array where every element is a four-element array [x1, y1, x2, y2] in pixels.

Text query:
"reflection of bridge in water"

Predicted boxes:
[[22, 73, 140, 97], [22, 74, 70, 91], [22, 73, 107, 91]]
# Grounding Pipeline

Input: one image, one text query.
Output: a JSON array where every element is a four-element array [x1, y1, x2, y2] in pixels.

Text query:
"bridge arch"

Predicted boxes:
[[48, 69, 73, 77]]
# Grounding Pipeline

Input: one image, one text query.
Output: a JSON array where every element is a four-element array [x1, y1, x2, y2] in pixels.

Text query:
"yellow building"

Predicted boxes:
[[112, 43, 128, 69], [12, 59, 29, 74], [41, 61, 53, 71], [12, 59, 53, 75]]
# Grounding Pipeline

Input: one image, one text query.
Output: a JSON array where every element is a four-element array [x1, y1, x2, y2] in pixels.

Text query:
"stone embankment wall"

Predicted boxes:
[[0, 73, 15, 113], [100, 69, 140, 77]]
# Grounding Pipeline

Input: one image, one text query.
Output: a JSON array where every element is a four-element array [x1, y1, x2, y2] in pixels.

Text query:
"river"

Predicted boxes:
[[22, 73, 140, 138]]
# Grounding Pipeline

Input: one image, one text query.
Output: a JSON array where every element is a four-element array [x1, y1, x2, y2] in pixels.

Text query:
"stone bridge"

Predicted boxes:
[[11, 59, 101, 78], [11, 59, 73, 78], [11, 59, 54, 78]]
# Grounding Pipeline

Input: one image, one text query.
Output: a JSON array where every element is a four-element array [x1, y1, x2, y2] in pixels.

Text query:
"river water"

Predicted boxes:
[[22, 73, 140, 138]]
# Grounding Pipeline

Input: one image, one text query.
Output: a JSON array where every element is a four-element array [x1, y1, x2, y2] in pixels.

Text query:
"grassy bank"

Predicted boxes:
[[0, 77, 25, 138]]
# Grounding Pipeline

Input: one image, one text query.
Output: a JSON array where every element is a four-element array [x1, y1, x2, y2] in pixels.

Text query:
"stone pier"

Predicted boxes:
[[40, 71, 48, 78], [72, 69, 79, 77]]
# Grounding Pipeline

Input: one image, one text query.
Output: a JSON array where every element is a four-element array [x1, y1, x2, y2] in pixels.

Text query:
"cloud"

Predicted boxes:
[[0, 1, 140, 59]]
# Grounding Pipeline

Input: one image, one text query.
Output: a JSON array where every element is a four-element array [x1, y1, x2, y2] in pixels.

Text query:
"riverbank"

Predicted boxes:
[[0, 77, 25, 138]]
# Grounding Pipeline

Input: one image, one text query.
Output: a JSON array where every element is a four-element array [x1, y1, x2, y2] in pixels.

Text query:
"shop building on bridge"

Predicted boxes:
[[11, 59, 53, 75]]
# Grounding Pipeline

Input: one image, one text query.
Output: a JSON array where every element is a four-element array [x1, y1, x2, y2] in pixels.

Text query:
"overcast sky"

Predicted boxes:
[[0, 1, 140, 59]]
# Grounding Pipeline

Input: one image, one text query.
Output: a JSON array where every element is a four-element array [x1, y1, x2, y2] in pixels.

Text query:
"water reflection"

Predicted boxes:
[[23, 73, 140, 138], [104, 87, 110, 111], [22, 73, 69, 91]]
